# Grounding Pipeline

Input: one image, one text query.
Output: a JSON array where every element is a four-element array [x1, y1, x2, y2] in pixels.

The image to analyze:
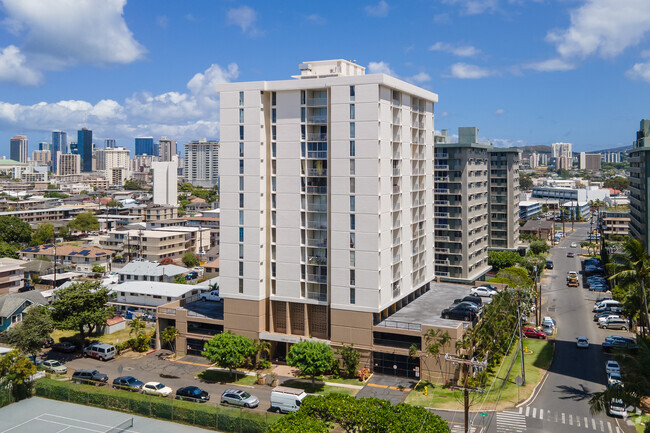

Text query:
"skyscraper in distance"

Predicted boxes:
[[10, 136, 28, 163], [78, 128, 93, 172], [158, 137, 176, 161], [104, 138, 116, 148], [52, 130, 67, 173], [135, 137, 154, 156]]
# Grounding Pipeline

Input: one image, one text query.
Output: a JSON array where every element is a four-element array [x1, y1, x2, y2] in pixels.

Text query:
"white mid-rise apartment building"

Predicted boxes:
[[184, 139, 219, 188], [217, 60, 437, 349], [96, 146, 130, 186], [57, 153, 80, 176], [552, 142, 572, 159], [152, 158, 178, 206]]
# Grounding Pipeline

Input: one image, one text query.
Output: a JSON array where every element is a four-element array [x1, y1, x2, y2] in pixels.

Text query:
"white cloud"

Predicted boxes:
[[367, 61, 431, 84], [156, 16, 169, 29], [0, 0, 146, 69], [524, 57, 575, 72], [494, 108, 505, 115], [442, 0, 498, 15], [448, 63, 493, 79], [227, 6, 259, 34], [439, 111, 449, 118], [0, 45, 42, 85], [365, 1, 389, 17], [429, 42, 481, 57], [626, 61, 650, 82], [0, 63, 239, 143]]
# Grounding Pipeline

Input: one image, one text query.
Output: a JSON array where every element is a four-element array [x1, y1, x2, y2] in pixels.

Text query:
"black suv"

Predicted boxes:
[[453, 296, 483, 308], [72, 369, 108, 385], [545, 260, 554, 269], [441, 304, 477, 321], [176, 386, 210, 402], [112, 376, 144, 391]]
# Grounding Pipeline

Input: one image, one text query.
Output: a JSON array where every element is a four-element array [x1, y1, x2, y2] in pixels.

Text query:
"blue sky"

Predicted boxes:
[[1, 0, 650, 157]]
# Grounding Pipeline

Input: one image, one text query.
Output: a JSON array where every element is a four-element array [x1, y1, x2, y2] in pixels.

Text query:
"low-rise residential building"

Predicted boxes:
[[20, 245, 112, 273], [519, 200, 542, 220], [116, 260, 188, 283], [204, 258, 219, 278], [520, 220, 555, 241], [0, 204, 97, 225], [562, 201, 590, 220], [0, 291, 47, 332], [182, 216, 220, 252], [0, 258, 25, 295], [129, 204, 178, 222], [532, 186, 610, 203], [101, 229, 188, 262], [602, 209, 630, 238], [110, 281, 201, 316]]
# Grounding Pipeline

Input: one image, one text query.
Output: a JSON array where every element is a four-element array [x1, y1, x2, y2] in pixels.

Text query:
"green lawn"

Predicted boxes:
[[281, 379, 359, 397], [629, 413, 650, 432], [406, 338, 554, 410], [51, 326, 155, 347], [197, 369, 258, 386]]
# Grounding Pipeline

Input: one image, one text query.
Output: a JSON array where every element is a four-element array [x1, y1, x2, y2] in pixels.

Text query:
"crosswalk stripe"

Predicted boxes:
[[526, 407, 530, 417], [577, 416, 581, 427], [585, 416, 588, 428], [539, 409, 544, 420], [596, 419, 600, 430], [519, 407, 523, 414], [570, 414, 573, 425], [532, 408, 536, 418], [608, 421, 612, 433], [562, 413, 566, 424]]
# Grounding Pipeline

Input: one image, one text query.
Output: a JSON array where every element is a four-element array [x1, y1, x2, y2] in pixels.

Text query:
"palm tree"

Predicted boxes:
[[161, 326, 180, 355], [129, 317, 146, 339], [608, 238, 650, 335]]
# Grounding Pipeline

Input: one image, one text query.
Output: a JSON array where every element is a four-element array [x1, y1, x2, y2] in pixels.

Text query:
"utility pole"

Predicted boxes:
[[52, 234, 57, 290], [445, 353, 488, 433], [517, 306, 526, 385], [534, 265, 540, 326]]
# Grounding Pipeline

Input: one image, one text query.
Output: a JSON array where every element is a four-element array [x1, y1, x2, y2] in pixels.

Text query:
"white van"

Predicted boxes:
[[593, 300, 622, 313], [83, 343, 116, 361], [270, 386, 308, 413]]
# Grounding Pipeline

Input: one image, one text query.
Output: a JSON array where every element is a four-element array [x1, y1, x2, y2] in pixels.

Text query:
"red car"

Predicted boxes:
[[523, 327, 546, 339]]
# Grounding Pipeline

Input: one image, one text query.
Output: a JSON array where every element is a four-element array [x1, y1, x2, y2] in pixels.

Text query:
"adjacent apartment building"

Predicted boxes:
[[184, 139, 220, 188], [488, 147, 522, 250], [433, 128, 490, 282], [629, 119, 650, 250], [214, 59, 440, 370], [10, 136, 28, 163]]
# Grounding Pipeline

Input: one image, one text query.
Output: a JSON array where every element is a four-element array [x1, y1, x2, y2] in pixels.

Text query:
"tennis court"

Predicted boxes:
[[0, 397, 215, 433]]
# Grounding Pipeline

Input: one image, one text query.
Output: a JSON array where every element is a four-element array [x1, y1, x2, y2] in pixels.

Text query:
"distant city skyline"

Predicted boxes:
[[2, 1, 650, 154]]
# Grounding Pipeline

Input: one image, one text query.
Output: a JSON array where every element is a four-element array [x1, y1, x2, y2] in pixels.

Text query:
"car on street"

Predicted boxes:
[[567, 271, 578, 281], [523, 327, 546, 339], [576, 337, 589, 348], [112, 376, 144, 392], [51, 342, 76, 353], [176, 386, 210, 402], [570, 242, 578, 248], [607, 399, 628, 418], [607, 372, 623, 387], [42, 360, 67, 374], [605, 360, 621, 376], [142, 382, 173, 397], [72, 369, 108, 385], [545, 260, 554, 269], [470, 286, 497, 297], [441, 304, 477, 321], [567, 252, 575, 258], [220, 389, 260, 408]]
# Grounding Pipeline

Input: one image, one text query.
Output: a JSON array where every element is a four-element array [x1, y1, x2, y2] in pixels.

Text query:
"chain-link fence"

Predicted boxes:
[[0, 387, 14, 409], [35, 378, 280, 433]]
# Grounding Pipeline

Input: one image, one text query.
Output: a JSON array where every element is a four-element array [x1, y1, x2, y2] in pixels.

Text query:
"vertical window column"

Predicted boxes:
[[238, 97, 244, 294]]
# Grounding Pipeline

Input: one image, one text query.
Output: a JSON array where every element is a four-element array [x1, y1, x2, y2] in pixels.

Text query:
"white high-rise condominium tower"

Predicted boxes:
[[552, 142, 572, 159], [184, 139, 219, 188], [216, 60, 437, 346], [152, 157, 179, 206]]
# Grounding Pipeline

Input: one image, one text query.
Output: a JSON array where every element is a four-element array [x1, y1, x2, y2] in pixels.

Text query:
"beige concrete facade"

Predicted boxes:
[[488, 148, 522, 250]]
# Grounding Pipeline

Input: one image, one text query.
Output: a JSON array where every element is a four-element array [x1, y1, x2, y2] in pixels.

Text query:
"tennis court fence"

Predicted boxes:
[[34, 378, 279, 433]]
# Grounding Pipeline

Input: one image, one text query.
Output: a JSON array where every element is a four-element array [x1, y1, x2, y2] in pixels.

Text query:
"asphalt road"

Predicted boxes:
[[509, 222, 635, 433]]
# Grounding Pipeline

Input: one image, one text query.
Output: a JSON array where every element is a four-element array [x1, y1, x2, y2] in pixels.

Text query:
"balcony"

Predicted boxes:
[[434, 224, 449, 229], [307, 133, 327, 142], [392, 271, 401, 282], [435, 153, 448, 159], [434, 176, 449, 182], [307, 169, 327, 177], [435, 259, 450, 265], [392, 219, 401, 229], [307, 221, 328, 230], [307, 204, 327, 212], [434, 200, 449, 206], [307, 256, 327, 265], [393, 168, 401, 176], [306, 97, 327, 106], [392, 253, 400, 263], [306, 290, 327, 302], [307, 116, 328, 124], [306, 185, 327, 194], [392, 201, 401, 211], [435, 236, 449, 242], [412, 183, 424, 191], [306, 151, 327, 159], [393, 151, 401, 159], [434, 188, 449, 194], [434, 164, 449, 170], [412, 228, 424, 239], [307, 238, 327, 248], [392, 135, 401, 142], [434, 212, 449, 218], [306, 273, 327, 284], [392, 185, 401, 194], [435, 247, 450, 254]]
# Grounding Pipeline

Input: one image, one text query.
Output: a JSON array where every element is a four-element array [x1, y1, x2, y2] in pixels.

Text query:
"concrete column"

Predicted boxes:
[[304, 303, 309, 337]]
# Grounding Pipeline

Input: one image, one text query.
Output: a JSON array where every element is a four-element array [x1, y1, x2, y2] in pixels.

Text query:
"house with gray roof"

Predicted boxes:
[[116, 260, 188, 283], [0, 291, 47, 332]]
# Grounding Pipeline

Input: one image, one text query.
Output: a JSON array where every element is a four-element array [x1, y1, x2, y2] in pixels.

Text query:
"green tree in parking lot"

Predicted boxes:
[[607, 238, 650, 336], [201, 331, 256, 378], [7, 306, 54, 357], [287, 340, 333, 386]]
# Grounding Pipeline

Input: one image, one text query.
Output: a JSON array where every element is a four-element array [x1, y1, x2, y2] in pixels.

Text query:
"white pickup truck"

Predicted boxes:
[[200, 289, 221, 302]]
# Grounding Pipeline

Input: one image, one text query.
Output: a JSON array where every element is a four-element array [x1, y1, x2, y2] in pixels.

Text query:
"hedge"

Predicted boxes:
[[34, 378, 278, 432]]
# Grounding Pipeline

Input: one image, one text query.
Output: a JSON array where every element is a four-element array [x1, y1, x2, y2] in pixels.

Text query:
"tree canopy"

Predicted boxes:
[[603, 176, 630, 191], [32, 223, 54, 246], [519, 172, 533, 190], [7, 306, 54, 357], [530, 239, 550, 255], [0, 242, 19, 259], [0, 216, 32, 245], [287, 340, 334, 385], [0, 350, 36, 400], [488, 250, 520, 272], [182, 252, 200, 268], [266, 393, 450, 433], [68, 212, 99, 234], [49, 280, 114, 340], [201, 331, 256, 377]]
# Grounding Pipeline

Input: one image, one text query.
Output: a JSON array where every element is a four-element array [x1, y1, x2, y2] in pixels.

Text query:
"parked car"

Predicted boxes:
[[605, 360, 621, 376], [451, 301, 480, 313], [570, 242, 578, 248], [27, 355, 42, 366], [72, 369, 108, 385], [112, 376, 144, 392], [453, 296, 483, 308], [51, 342, 76, 353], [593, 300, 622, 312], [576, 337, 589, 348], [607, 372, 623, 387], [598, 314, 622, 326], [42, 360, 67, 374], [470, 286, 497, 297], [83, 343, 116, 361], [270, 387, 307, 413], [176, 386, 210, 402], [481, 284, 498, 291], [43, 337, 54, 348], [220, 389, 259, 408], [602, 336, 638, 353], [594, 310, 618, 322], [607, 399, 628, 418], [567, 252, 575, 258], [441, 305, 477, 321], [523, 327, 546, 339], [199, 290, 221, 302], [545, 260, 554, 269], [185, 271, 198, 280], [599, 317, 628, 330], [142, 382, 173, 397]]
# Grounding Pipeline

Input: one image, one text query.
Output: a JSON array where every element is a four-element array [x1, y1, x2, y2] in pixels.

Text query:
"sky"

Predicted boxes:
[[1, 0, 650, 157]]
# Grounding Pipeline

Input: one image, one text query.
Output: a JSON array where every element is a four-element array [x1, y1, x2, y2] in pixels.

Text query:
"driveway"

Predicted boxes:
[[356, 374, 417, 404]]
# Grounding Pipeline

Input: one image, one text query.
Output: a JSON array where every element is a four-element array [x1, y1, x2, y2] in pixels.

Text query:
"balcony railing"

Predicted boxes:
[[307, 133, 327, 141], [393, 168, 401, 176], [306, 185, 327, 194], [435, 224, 449, 229], [434, 212, 449, 218], [306, 290, 327, 302], [307, 204, 327, 212], [307, 97, 328, 106], [306, 151, 327, 159], [307, 238, 327, 248], [434, 188, 449, 194], [434, 164, 449, 170], [307, 256, 327, 265], [307, 169, 327, 177], [434, 200, 449, 206], [306, 273, 327, 283], [307, 116, 328, 124]]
